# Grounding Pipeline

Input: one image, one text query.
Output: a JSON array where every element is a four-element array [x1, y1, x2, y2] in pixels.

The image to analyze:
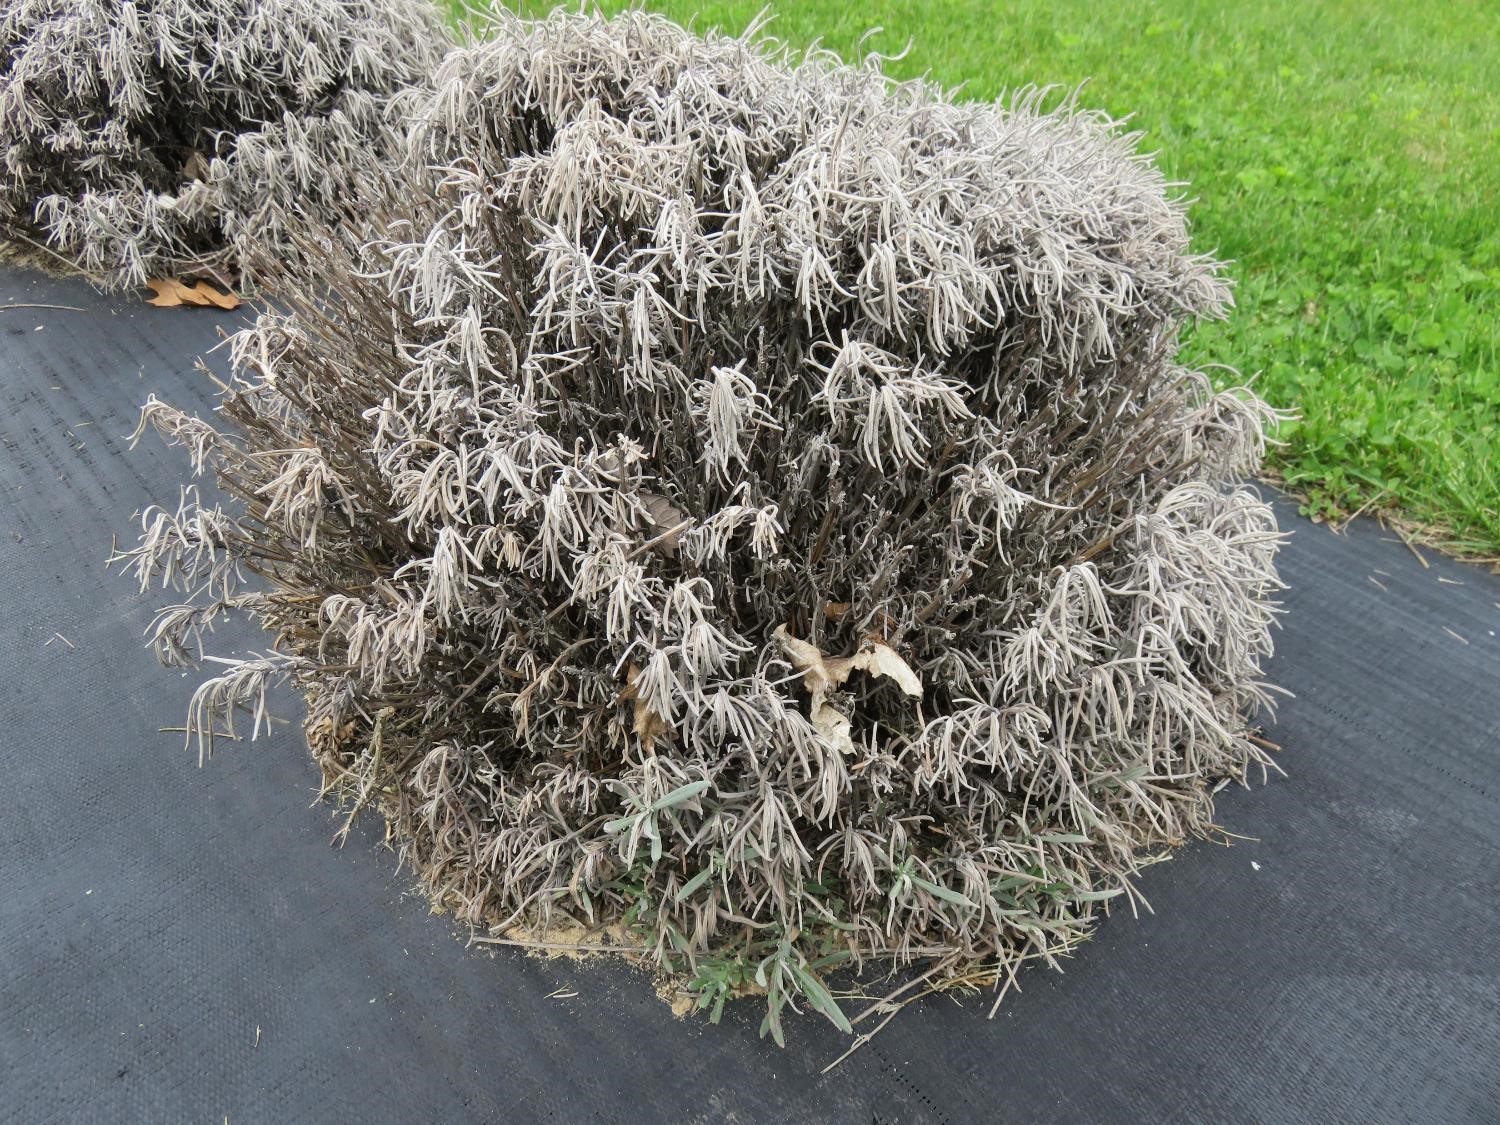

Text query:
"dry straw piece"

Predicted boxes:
[[0, 0, 450, 287], [122, 9, 1286, 1044]]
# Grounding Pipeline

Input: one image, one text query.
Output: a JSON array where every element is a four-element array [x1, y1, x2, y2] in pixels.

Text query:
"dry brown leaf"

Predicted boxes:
[[773, 625, 850, 751], [826, 641, 923, 698], [193, 281, 241, 310], [639, 491, 691, 555], [773, 626, 922, 755], [775, 625, 922, 699], [144, 278, 241, 310], [810, 702, 853, 755], [144, 278, 209, 307], [621, 662, 669, 752], [180, 149, 210, 181], [773, 624, 836, 701]]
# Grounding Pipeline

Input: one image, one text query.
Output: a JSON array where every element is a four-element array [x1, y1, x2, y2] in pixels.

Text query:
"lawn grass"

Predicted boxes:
[[472, 1, 1500, 555]]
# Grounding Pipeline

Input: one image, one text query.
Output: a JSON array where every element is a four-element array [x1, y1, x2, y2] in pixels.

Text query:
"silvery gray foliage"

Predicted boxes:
[[0, 0, 449, 286], [123, 9, 1286, 1042]]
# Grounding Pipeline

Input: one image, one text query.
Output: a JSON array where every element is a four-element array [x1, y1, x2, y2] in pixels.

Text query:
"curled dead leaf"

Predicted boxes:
[[143, 278, 241, 310], [180, 149, 210, 181], [826, 641, 923, 698], [772, 625, 923, 754], [639, 491, 691, 555], [773, 625, 922, 699], [621, 662, 669, 752], [809, 700, 853, 755], [772, 624, 835, 700]]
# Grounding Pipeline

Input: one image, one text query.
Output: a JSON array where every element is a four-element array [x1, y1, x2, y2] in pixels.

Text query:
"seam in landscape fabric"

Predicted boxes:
[[0, 0, 451, 288], [118, 9, 1287, 1042]]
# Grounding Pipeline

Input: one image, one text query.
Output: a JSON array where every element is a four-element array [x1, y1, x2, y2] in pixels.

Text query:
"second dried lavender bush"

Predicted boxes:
[[0, 0, 450, 287], [123, 11, 1285, 1041]]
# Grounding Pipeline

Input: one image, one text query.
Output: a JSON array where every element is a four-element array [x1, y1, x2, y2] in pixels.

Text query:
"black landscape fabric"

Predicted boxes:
[[1, 266, 1496, 1124]]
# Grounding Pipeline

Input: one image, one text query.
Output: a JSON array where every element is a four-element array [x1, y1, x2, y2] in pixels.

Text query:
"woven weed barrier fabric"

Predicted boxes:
[[1, 266, 1497, 1123]]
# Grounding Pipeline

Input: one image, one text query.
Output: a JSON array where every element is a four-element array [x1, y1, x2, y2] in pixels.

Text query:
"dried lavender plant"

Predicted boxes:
[[122, 9, 1286, 1045], [0, 0, 450, 287]]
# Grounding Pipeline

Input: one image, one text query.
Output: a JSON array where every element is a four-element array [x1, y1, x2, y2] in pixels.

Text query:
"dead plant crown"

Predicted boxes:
[[123, 9, 1285, 1043]]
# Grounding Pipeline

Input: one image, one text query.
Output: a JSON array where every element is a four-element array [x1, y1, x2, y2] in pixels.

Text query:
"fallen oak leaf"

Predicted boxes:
[[144, 278, 210, 307], [180, 148, 211, 181], [809, 699, 854, 755], [143, 278, 241, 310], [190, 280, 241, 310]]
